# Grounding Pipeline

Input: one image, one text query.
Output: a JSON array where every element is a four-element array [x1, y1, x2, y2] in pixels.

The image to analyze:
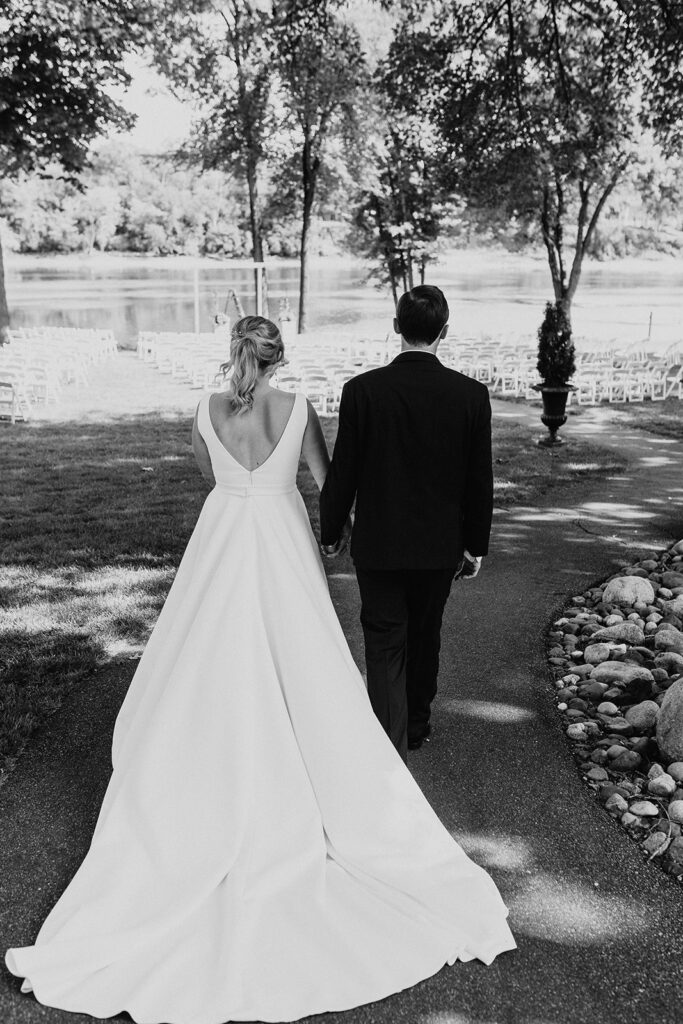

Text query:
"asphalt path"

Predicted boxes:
[[2, 402, 683, 1024]]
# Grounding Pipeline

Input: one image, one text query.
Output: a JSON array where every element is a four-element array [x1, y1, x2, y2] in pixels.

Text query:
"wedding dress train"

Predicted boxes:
[[5, 390, 515, 1024]]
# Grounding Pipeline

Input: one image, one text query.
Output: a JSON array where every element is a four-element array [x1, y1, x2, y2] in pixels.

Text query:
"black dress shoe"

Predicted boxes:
[[407, 723, 432, 750]]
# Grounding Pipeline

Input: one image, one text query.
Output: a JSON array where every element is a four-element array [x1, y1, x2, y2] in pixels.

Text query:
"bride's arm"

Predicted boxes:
[[302, 399, 352, 555], [300, 399, 331, 491], [192, 408, 215, 487]]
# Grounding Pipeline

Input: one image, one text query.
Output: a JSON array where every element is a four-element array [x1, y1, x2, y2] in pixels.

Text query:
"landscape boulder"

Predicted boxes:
[[625, 700, 660, 732], [656, 679, 683, 761], [592, 623, 645, 645], [666, 762, 683, 784], [655, 628, 683, 657], [647, 773, 676, 797], [655, 651, 683, 674], [663, 596, 683, 618], [604, 793, 628, 816], [629, 800, 659, 817], [583, 643, 611, 665], [610, 750, 642, 771], [602, 576, 655, 607], [667, 800, 683, 825], [590, 662, 654, 686]]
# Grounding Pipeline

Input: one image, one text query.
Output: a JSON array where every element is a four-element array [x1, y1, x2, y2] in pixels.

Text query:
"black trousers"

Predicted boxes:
[[355, 567, 458, 763]]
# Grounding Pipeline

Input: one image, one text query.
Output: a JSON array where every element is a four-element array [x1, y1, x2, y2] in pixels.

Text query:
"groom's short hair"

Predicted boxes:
[[396, 285, 449, 345]]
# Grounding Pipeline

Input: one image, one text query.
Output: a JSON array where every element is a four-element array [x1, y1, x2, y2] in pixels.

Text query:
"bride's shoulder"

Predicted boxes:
[[194, 390, 212, 419], [202, 389, 234, 429], [269, 387, 299, 409]]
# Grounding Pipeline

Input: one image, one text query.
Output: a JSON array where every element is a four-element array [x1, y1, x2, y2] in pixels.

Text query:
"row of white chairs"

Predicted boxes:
[[444, 338, 683, 405], [135, 328, 683, 411], [136, 330, 395, 413], [8, 326, 117, 361], [137, 331, 234, 391], [0, 326, 118, 422], [273, 352, 389, 414]]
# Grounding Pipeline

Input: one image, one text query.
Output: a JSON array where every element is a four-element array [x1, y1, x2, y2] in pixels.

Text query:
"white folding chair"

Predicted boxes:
[[0, 381, 16, 423]]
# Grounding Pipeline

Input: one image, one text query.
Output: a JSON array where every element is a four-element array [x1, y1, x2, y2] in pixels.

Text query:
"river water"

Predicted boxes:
[[5, 251, 683, 351]]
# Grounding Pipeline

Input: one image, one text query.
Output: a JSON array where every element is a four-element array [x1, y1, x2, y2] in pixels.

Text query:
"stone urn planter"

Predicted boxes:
[[533, 301, 576, 447], [532, 383, 576, 447]]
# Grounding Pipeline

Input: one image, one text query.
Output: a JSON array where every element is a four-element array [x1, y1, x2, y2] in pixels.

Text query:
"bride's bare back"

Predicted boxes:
[[208, 388, 296, 472], [191, 315, 331, 493], [193, 384, 331, 491]]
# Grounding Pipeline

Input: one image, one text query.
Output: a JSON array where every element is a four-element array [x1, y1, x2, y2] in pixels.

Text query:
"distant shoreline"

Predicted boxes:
[[5, 248, 682, 277]]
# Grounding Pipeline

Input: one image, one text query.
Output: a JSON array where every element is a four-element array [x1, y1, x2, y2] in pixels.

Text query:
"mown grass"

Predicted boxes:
[[0, 414, 204, 780], [0, 411, 624, 782], [604, 396, 683, 439]]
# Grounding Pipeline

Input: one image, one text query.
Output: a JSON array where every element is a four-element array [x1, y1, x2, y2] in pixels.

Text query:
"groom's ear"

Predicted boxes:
[[393, 317, 400, 336], [439, 323, 449, 340]]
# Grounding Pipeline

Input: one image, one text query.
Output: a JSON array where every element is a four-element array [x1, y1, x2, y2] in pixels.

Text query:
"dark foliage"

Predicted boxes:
[[536, 301, 576, 385]]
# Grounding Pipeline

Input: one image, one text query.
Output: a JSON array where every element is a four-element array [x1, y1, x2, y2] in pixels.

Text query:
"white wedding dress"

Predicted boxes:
[[5, 390, 515, 1024]]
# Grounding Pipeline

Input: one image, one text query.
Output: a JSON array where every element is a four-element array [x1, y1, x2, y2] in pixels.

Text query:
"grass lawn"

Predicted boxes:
[[0, 410, 625, 784], [598, 396, 683, 439]]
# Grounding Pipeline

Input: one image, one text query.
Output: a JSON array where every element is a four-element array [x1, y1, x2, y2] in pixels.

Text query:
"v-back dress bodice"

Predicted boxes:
[[199, 390, 305, 496], [5, 388, 515, 1024]]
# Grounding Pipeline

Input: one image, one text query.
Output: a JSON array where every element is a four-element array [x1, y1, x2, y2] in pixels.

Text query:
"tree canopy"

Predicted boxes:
[[381, 0, 683, 322], [152, 0, 274, 265], [271, 0, 367, 330], [0, 0, 153, 340], [151, 0, 367, 332], [3, 0, 683, 342]]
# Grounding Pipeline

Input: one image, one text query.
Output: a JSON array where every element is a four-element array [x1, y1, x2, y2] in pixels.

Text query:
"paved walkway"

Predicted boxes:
[[2, 392, 683, 1024]]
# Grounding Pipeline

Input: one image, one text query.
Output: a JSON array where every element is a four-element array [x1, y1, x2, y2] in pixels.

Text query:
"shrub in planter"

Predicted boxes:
[[534, 302, 576, 446], [537, 301, 576, 385]]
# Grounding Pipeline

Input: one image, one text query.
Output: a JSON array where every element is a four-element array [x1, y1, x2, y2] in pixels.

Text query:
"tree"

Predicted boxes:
[[382, 1, 683, 328], [0, 0, 153, 342], [76, 184, 122, 255], [272, 0, 367, 332], [153, 1, 274, 270], [351, 115, 459, 307]]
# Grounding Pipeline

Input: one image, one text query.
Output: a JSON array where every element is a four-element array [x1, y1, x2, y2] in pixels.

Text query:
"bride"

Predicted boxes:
[[5, 316, 516, 1024]]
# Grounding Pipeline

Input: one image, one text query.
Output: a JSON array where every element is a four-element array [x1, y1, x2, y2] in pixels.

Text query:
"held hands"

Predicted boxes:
[[321, 516, 353, 559], [455, 549, 483, 581]]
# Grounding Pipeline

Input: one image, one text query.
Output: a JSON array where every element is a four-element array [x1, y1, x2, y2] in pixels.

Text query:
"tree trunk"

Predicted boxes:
[[246, 163, 263, 264], [565, 172, 622, 320], [558, 291, 572, 330], [541, 181, 573, 329], [297, 142, 318, 335], [544, 169, 624, 337], [245, 160, 267, 317], [384, 249, 399, 309], [298, 192, 312, 334], [0, 225, 10, 346], [540, 184, 564, 305]]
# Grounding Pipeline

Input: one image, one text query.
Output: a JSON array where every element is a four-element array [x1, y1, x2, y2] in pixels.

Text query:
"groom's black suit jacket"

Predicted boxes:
[[319, 350, 493, 570]]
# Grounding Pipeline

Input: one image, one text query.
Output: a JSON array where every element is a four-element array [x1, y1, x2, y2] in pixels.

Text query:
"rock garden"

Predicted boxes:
[[549, 538, 683, 879]]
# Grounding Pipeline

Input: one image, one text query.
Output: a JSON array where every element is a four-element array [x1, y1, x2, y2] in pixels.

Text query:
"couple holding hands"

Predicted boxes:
[[6, 285, 514, 1024]]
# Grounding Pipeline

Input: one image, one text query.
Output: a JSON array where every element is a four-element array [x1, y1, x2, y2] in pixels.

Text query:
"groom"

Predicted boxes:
[[320, 285, 493, 763]]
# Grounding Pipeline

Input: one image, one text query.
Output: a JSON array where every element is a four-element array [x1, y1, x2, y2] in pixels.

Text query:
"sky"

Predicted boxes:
[[112, 56, 195, 153]]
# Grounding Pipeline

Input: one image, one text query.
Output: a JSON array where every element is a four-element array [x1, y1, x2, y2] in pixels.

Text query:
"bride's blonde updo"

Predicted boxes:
[[220, 316, 285, 414]]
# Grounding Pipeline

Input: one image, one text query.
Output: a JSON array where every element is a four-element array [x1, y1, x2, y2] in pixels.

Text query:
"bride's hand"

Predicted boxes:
[[321, 517, 352, 558]]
